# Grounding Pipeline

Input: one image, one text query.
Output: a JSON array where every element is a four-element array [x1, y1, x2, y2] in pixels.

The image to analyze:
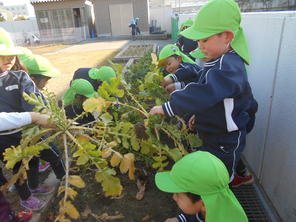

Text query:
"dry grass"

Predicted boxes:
[[29, 44, 119, 97], [28, 44, 69, 55]]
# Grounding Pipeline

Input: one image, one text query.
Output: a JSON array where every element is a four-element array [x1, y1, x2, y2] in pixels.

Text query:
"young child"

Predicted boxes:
[[129, 18, 137, 41], [150, 0, 257, 184], [0, 112, 54, 222], [176, 19, 198, 58], [19, 53, 60, 89], [19, 52, 66, 187], [155, 151, 248, 222], [63, 79, 97, 124], [0, 27, 48, 211], [158, 44, 201, 94], [72, 66, 116, 90]]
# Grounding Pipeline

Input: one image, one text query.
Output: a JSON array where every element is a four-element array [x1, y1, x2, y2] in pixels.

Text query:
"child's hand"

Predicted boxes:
[[149, 106, 164, 115], [188, 114, 196, 131], [164, 218, 178, 222], [161, 77, 173, 87], [30, 112, 56, 128], [165, 83, 176, 94]]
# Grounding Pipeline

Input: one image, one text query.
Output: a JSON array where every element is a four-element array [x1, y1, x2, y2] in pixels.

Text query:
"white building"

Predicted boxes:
[[0, 1, 29, 17]]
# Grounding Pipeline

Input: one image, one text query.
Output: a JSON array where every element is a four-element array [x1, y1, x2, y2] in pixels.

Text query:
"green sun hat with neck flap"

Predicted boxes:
[[179, 19, 194, 31], [190, 48, 206, 59], [155, 151, 248, 222], [158, 44, 196, 67], [88, 66, 116, 84], [181, 0, 250, 64], [19, 53, 60, 78], [0, 27, 23, 56], [63, 79, 96, 106]]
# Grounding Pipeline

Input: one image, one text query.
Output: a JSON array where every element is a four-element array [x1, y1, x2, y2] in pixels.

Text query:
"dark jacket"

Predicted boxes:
[[162, 51, 258, 135]]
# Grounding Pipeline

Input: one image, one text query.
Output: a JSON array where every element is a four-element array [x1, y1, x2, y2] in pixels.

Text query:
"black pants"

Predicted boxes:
[[199, 129, 247, 178], [28, 142, 65, 189], [0, 135, 65, 200]]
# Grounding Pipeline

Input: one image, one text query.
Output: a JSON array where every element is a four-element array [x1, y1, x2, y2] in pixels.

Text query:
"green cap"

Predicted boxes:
[[19, 53, 60, 78], [63, 79, 96, 106], [0, 28, 23, 56], [180, 19, 194, 31], [189, 48, 206, 59], [88, 66, 116, 83], [155, 151, 248, 222], [158, 44, 196, 67], [181, 0, 250, 64]]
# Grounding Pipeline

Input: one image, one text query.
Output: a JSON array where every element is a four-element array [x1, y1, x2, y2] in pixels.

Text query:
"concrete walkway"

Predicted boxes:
[[45, 39, 172, 55]]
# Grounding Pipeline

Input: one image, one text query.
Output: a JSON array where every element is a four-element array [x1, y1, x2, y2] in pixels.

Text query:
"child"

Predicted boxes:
[[0, 27, 48, 211], [155, 151, 248, 222], [158, 44, 201, 95], [176, 19, 197, 58], [129, 18, 137, 41], [150, 0, 257, 184], [19, 53, 60, 89], [63, 79, 97, 124], [19, 52, 66, 187], [72, 66, 116, 90], [0, 112, 54, 222]]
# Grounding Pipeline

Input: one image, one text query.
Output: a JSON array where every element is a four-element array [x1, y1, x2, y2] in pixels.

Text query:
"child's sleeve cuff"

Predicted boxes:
[[162, 102, 175, 117]]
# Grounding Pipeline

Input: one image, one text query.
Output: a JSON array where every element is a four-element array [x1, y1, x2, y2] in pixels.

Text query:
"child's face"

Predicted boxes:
[[164, 56, 182, 74], [173, 193, 204, 215], [0, 55, 16, 72], [198, 31, 233, 62]]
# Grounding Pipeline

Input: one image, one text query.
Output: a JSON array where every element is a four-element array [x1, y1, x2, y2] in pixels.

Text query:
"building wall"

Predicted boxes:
[[131, 0, 149, 33], [93, 0, 111, 36], [31, 0, 90, 42], [93, 0, 149, 36]]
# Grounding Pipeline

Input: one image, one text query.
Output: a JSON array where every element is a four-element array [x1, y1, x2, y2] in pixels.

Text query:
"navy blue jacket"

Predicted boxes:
[[170, 62, 202, 89], [0, 70, 43, 140], [177, 213, 204, 222], [0, 70, 43, 113], [162, 51, 257, 134]]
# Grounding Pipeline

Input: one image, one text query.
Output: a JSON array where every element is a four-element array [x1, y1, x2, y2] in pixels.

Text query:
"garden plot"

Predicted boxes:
[[113, 44, 157, 62]]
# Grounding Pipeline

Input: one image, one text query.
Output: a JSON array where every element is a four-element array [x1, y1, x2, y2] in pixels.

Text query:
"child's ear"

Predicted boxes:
[[223, 30, 234, 44], [177, 56, 182, 62]]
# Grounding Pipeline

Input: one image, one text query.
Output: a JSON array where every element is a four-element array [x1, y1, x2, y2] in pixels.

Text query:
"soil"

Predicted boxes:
[[42, 167, 179, 222]]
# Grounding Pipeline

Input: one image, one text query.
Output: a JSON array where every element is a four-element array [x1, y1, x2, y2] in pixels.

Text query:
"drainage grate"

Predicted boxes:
[[232, 185, 271, 222]]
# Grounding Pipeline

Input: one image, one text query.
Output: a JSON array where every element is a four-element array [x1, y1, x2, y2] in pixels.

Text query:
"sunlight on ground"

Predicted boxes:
[[29, 44, 120, 97]]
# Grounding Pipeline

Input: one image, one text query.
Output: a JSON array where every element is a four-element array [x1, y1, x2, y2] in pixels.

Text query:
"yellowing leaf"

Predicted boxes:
[[119, 153, 135, 180], [151, 53, 158, 65], [106, 141, 117, 148], [64, 201, 80, 219], [110, 152, 123, 167], [101, 148, 112, 158], [76, 154, 89, 165], [58, 186, 78, 200], [95, 169, 123, 196], [68, 175, 85, 188], [77, 135, 90, 143], [83, 97, 106, 113]]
